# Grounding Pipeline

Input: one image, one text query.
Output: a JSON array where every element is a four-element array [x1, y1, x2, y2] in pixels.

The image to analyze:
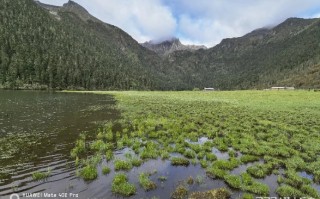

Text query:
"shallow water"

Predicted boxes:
[[298, 171, 320, 192], [0, 90, 118, 198]]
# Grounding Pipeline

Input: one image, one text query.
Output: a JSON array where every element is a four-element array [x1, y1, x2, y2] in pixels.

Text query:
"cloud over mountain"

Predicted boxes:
[[40, 0, 320, 47]]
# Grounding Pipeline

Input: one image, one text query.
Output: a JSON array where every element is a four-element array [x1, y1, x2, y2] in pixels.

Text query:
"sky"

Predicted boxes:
[[39, 0, 320, 47]]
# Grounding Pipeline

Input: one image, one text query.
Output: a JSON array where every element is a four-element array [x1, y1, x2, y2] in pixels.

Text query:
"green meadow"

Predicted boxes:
[[68, 90, 320, 198]]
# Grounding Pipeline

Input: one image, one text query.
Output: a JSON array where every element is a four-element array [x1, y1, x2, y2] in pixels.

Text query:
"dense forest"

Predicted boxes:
[[0, 0, 320, 90], [0, 0, 181, 90]]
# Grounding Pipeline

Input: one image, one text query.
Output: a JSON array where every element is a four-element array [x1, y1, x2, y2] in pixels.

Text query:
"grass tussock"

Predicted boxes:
[[112, 173, 136, 196], [189, 188, 231, 199], [139, 172, 157, 191]]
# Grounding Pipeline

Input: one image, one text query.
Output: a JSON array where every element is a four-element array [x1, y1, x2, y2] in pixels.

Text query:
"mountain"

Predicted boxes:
[[165, 17, 320, 89], [141, 38, 207, 56], [0, 0, 182, 90], [1, 0, 320, 90]]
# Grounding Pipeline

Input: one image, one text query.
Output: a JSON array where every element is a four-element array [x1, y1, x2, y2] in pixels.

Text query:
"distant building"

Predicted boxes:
[[204, 88, 215, 91], [271, 87, 295, 90]]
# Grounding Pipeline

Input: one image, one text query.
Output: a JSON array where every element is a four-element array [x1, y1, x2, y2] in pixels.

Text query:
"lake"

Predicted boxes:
[[0, 90, 118, 198]]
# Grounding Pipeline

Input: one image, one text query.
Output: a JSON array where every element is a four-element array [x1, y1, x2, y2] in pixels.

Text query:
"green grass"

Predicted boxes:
[[213, 158, 241, 170], [114, 159, 133, 171], [139, 172, 157, 191], [158, 176, 167, 182], [241, 193, 254, 199], [240, 155, 260, 163], [32, 168, 51, 181], [171, 185, 188, 199], [80, 165, 98, 181], [205, 153, 217, 161], [189, 188, 230, 199], [102, 166, 111, 175], [68, 90, 320, 196], [206, 166, 228, 179], [184, 149, 196, 159], [171, 157, 190, 166], [112, 173, 136, 196], [105, 150, 114, 161], [224, 174, 242, 189], [130, 157, 143, 167], [246, 163, 272, 178], [70, 139, 86, 158]]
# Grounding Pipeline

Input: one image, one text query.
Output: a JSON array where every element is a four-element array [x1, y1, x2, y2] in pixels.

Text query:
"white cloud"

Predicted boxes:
[[39, 0, 320, 47], [173, 0, 320, 46], [76, 0, 177, 42]]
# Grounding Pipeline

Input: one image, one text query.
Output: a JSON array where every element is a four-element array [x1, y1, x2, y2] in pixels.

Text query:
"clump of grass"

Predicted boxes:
[[86, 154, 102, 166], [205, 153, 217, 161], [283, 170, 312, 189], [71, 139, 86, 158], [241, 172, 253, 185], [90, 140, 112, 153], [189, 188, 230, 199], [184, 149, 196, 159], [114, 159, 133, 171], [189, 144, 202, 154], [243, 181, 269, 196], [284, 155, 306, 170], [301, 184, 320, 198], [32, 168, 51, 181], [197, 151, 205, 160], [140, 145, 158, 159], [158, 176, 167, 182], [171, 185, 188, 199], [102, 166, 111, 175], [139, 172, 157, 191], [171, 157, 190, 166], [228, 149, 237, 158], [206, 166, 228, 179], [276, 185, 304, 198], [241, 193, 254, 199], [240, 155, 260, 163], [200, 159, 208, 168], [105, 150, 114, 161], [112, 173, 136, 196], [213, 158, 240, 170], [80, 165, 98, 181], [160, 150, 170, 160], [246, 163, 272, 178], [224, 174, 242, 189], [174, 144, 186, 154], [131, 157, 143, 167], [187, 176, 194, 185]]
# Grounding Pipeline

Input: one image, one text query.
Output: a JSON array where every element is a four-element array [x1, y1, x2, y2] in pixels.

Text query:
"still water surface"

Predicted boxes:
[[0, 90, 118, 198]]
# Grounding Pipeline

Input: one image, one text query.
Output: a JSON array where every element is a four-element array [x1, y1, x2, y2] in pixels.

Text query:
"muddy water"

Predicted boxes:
[[0, 90, 118, 198]]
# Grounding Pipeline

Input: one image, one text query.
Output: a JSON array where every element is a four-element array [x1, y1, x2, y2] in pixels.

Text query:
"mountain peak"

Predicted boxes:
[[62, 0, 90, 15], [63, 0, 84, 9], [142, 38, 206, 56], [37, 0, 99, 23]]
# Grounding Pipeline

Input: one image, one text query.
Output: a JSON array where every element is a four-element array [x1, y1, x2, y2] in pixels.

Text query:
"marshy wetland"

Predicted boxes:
[[1, 90, 320, 199]]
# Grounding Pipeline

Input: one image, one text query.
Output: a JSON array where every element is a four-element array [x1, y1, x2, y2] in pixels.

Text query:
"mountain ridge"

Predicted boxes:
[[1, 0, 320, 90]]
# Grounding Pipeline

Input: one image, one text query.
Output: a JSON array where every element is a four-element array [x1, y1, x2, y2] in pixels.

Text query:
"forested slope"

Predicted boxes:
[[1, 0, 319, 90], [0, 0, 181, 90]]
